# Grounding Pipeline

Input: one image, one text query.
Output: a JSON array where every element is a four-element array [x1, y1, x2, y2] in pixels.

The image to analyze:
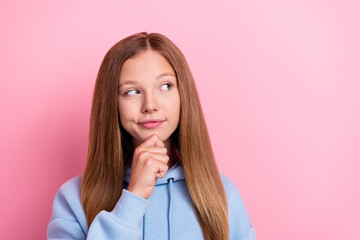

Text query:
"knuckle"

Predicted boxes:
[[134, 147, 141, 155], [139, 151, 149, 159], [144, 157, 154, 166], [137, 146, 145, 154]]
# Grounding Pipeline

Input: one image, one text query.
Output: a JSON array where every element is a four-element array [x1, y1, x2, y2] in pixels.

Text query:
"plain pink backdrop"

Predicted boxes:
[[1, 0, 359, 239]]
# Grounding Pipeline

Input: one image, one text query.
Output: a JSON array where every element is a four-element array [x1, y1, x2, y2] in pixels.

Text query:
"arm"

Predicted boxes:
[[47, 177, 150, 240]]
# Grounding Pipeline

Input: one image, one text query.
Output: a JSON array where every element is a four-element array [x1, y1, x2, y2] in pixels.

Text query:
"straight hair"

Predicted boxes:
[[81, 32, 229, 240]]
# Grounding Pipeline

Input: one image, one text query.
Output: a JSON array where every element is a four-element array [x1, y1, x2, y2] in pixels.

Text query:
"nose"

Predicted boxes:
[[141, 91, 159, 113]]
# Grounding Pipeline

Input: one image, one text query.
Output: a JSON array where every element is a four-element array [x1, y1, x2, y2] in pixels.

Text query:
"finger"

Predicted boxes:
[[140, 152, 169, 164], [138, 146, 167, 155], [152, 134, 165, 147], [140, 134, 164, 148], [152, 160, 169, 178]]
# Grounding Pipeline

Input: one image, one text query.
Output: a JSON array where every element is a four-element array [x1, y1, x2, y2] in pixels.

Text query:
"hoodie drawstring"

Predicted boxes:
[[167, 177, 174, 240]]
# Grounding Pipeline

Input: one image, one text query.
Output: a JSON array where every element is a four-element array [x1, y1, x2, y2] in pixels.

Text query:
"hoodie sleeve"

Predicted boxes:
[[47, 176, 150, 240], [221, 174, 256, 240]]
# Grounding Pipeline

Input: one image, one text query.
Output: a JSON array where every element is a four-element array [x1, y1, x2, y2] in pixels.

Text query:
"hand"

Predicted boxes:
[[127, 134, 169, 199]]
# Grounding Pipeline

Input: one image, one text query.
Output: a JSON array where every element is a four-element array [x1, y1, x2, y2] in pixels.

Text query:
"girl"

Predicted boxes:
[[47, 32, 256, 240]]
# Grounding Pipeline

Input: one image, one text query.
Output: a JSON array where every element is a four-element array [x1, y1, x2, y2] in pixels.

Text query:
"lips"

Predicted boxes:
[[138, 119, 165, 129], [139, 119, 165, 124]]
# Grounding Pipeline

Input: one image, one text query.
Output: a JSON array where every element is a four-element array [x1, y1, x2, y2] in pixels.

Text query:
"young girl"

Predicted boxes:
[[47, 32, 256, 240]]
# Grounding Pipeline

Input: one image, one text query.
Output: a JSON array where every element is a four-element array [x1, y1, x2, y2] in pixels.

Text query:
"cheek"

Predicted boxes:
[[166, 96, 181, 119], [118, 101, 136, 122]]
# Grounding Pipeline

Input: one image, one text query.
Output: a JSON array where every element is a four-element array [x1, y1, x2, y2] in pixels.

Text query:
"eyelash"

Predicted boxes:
[[122, 82, 174, 97]]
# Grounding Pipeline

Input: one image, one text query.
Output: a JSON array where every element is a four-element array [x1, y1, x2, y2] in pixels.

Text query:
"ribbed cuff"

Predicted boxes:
[[111, 189, 150, 227]]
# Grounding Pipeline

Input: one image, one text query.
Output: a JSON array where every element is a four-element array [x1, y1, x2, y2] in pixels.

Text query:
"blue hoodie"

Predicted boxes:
[[47, 159, 256, 239]]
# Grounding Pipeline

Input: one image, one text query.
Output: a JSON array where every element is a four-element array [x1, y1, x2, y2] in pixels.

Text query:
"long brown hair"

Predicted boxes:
[[81, 32, 229, 239]]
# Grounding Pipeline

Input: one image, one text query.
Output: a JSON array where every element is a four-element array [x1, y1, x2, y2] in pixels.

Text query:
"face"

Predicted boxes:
[[118, 49, 181, 148]]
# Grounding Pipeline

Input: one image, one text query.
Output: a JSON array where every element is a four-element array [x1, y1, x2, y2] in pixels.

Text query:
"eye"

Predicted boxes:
[[124, 89, 139, 96], [122, 82, 174, 97], [160, 82, 173, 91]]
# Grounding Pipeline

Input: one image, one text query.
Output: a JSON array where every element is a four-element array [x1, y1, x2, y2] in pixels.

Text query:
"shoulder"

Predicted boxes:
[[219, 172, 248, 208], [220, 173, 235, 188], [50, 174, 88, 227], [54, 174, 83, 204], [220, 173, 242, 201], [220, 173, 256, 239], [58, 174, 82, 193]]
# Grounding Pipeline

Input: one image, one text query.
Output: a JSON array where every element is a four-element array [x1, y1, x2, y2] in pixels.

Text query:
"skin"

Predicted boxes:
[[118, 49, 181, 199]]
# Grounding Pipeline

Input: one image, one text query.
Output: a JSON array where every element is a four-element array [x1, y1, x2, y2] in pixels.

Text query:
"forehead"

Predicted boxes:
[[119, 50, 175, 82]]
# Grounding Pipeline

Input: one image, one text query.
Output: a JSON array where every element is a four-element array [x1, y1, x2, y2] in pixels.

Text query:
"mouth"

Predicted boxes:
[[138, 119, 165, 129]]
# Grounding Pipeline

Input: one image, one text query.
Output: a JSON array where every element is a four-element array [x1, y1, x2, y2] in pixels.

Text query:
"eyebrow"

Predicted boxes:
[[119, 72, 176, 88]]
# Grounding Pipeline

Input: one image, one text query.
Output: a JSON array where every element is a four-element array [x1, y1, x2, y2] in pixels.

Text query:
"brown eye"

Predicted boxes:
[[160, 82, 173, 91], [124, 89, 139, 96]]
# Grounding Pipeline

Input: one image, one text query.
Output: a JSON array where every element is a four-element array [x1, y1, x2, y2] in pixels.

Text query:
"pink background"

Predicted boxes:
[[1, 1, 359, 239]]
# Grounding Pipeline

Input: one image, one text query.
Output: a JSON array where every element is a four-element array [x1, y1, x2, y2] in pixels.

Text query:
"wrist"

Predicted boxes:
[[127, 186, 147, 199]]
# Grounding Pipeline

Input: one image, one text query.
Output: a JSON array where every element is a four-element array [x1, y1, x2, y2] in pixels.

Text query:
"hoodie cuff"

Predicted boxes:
[[111, 189, 150, 226]]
